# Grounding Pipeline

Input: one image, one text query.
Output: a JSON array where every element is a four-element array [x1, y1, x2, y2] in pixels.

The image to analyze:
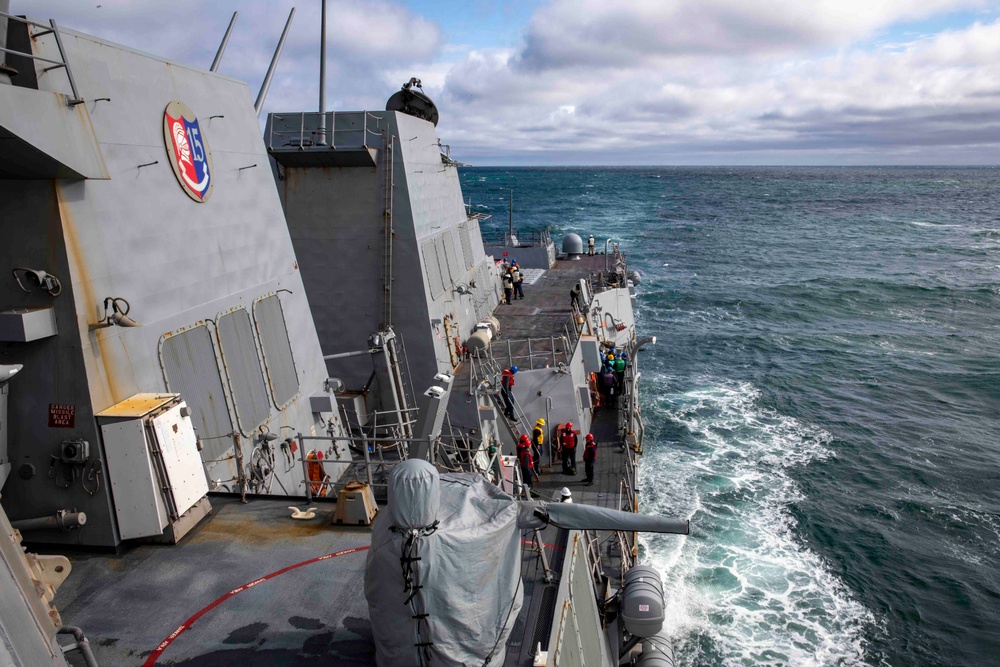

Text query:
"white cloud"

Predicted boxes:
[[12, 0, 1000, 163]]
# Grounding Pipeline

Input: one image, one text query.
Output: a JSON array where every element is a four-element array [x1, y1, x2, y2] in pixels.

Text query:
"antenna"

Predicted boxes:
[[255, 8, 296, 117], [317, 0, 328, 145], [210, 11, 238, 72]]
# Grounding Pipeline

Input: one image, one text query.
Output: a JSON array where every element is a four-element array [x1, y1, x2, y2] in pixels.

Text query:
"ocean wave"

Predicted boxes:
[[640, 378, 875, 666]]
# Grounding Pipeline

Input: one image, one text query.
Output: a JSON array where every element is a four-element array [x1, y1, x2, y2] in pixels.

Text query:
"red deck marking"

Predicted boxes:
[[142, 546, 369, 666], [522, 539, 564, 551]]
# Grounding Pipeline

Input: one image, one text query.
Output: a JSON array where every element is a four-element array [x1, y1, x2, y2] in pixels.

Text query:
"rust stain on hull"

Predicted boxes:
[[56, 182, 125, 404]]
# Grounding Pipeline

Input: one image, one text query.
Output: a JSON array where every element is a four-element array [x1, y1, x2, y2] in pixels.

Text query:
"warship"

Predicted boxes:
[[0, 4, 689, 666]]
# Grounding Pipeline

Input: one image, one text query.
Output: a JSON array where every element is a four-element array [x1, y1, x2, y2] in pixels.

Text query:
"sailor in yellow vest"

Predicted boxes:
[[532, 418, 545, 466]]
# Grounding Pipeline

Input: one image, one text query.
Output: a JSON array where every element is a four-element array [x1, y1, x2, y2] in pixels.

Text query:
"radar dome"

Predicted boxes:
[[562, 233, 584, 255]]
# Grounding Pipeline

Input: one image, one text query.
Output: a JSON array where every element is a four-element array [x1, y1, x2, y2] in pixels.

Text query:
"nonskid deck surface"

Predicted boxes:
[[57, 498, 375, 666], [483, 253, 608, 373]]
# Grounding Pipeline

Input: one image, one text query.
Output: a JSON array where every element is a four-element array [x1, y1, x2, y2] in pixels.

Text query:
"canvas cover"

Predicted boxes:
[[365, 459, 523, 666]]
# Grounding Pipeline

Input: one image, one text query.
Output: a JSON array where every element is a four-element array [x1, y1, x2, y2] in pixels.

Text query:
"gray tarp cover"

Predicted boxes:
[[365, 460, 522, 667]]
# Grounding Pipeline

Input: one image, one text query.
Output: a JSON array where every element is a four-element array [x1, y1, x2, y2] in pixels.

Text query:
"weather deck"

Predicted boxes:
[[52, 252, 637, 667], [488, 253, 608, 369]]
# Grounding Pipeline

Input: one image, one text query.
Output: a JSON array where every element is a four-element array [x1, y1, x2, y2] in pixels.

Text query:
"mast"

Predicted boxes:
[[318, 0, 328, 145]]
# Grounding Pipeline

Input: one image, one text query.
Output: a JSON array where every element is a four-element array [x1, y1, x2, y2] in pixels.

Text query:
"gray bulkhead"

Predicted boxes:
[[0, 25, 347, 547], [273, 110, 500, 402]]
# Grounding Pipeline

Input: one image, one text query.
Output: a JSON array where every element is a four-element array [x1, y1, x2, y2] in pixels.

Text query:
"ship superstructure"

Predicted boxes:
[[0, 12, 351, 550], [0, 7, 687, 667]]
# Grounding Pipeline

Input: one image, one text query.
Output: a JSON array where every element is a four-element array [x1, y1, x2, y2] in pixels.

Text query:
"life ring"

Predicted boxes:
[[306, 450, 328, 497]]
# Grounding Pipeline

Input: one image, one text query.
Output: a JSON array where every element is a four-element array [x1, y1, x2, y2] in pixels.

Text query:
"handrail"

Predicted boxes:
[[267, 110, 383, 151], [0, 12, 83, 105]]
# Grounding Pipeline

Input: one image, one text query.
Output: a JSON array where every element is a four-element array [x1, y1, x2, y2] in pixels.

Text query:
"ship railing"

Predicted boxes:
[[295, 429, 493, 502], [267, 111, 384, 151], [0, 12, 83, 105], [465, 210, 493, 225], [480, 228, 553, 248], [486, 334, 574, 371]]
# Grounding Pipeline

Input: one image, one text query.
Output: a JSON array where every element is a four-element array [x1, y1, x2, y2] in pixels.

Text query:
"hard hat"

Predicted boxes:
[[586, 433, 595, 441], [565, 422, 573, 428], [622, 352, 629, 360], [536, 418, 545, 425], [519, 434, 530, 442], [560, 487, 572, 498], [511, 366, 518, 373]]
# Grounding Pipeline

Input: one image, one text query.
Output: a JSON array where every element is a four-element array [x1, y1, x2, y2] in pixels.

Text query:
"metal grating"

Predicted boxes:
[[253, 295, 299, 408], [217, 309, 271, 435], [422, 237, 444, 298], [160, 325, 234, 462]]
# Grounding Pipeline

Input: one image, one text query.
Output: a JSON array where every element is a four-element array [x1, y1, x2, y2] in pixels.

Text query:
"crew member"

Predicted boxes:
[[500, 366, 517, 420], [502, 270, 514, 305], [583, 433, 597, 485], [560, 422, 578, 475], [517, 434, 534, 495], [532, 418, 545, 465], [588, 235, 595, 256], [613, 353, 627, 392], [512, 261, 524, 300]]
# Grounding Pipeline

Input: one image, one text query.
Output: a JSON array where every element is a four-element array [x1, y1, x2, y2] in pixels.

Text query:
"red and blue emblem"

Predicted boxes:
[[163, 101, 214, 202]]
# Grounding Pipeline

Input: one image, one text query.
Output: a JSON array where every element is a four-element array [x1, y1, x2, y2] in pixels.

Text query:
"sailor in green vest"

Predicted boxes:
[[613, 352, 627, 391]]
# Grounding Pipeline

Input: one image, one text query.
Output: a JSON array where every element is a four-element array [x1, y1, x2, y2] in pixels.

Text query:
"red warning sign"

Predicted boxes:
[[48, 404, 76, 428]]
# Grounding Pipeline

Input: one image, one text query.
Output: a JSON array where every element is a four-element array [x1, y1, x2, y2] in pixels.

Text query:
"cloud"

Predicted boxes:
[[435, 4, 1000, 164], [13, 1, 1000, 163], [516, 0, 991, 69]]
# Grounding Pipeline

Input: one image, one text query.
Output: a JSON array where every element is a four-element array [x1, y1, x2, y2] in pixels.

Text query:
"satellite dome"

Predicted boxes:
[[562, 233, 584, 255]]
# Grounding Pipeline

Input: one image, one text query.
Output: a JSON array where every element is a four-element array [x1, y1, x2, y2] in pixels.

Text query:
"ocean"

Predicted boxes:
[[459, 166, 1000, 667]]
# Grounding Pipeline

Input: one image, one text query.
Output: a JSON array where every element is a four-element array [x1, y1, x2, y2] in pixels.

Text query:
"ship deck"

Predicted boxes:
[[55, 418, 631, 667], [53, 253, 636, 667]]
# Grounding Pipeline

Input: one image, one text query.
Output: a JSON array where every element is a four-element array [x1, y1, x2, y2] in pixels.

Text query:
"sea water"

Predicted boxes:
[[460, 166, 1000, 667]]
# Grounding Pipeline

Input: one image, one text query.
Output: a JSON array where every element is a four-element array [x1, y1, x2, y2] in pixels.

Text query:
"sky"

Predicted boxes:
[[13, 0, 1000, 165]]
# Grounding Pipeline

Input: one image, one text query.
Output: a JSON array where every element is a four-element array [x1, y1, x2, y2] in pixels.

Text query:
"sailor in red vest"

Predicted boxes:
[[517, 434, 534, 495], [583, 433, 597, 485], [560, 423, 578, 475], [500, 366, 517, 420]]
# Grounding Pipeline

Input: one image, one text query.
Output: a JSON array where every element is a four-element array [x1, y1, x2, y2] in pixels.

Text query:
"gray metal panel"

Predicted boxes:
[[160, 326, 234, 462], [253, 295, 299, 408], [442, 230, 460, 285], [572, 534, 608, 663], [217, 309, 270, 435], [150, 403, 209, 515], [458, 222, 474, 270], [100, 418, 167, 540], [422, 238, 444, 298]]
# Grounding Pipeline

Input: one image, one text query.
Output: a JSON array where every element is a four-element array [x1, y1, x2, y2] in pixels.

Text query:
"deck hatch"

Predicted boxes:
[[217, 309, 271, 435], [253, 294, 299, 409], [160, 325, 234, 462]]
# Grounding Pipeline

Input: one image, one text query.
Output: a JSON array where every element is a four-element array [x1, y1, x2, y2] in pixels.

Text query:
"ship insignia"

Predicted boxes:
[[163, 101, 214, 202]]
